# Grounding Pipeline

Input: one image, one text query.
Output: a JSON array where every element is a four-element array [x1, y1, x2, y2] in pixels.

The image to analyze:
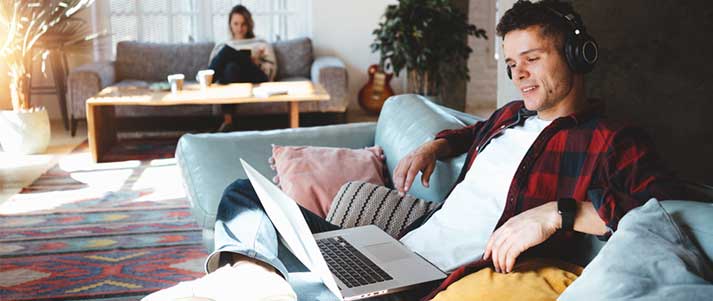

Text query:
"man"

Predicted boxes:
[[145, 1, 683, 300]]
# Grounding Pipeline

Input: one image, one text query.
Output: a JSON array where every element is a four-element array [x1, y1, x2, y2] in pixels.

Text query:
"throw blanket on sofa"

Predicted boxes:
[[209, 37, 277, 82]]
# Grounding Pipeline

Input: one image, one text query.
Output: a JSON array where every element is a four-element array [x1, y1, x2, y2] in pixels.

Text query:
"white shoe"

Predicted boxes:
[[142, 262, 297, 301]]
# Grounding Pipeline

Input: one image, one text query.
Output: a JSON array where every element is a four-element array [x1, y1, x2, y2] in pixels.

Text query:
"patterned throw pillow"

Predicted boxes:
[[326, 181, 439, 238]]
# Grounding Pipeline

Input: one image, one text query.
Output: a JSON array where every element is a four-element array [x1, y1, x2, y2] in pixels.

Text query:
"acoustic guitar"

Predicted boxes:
[[358, 64, 394, 114]]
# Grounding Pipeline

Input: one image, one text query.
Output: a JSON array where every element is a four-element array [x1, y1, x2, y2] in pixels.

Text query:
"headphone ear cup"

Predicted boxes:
[[563, 34, 579, 73], [507, 65, 512, 79], [566, 33, 598, 73]]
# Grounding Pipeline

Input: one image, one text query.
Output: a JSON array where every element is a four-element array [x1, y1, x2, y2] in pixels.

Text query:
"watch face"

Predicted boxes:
[[559, 198, 577, 213]]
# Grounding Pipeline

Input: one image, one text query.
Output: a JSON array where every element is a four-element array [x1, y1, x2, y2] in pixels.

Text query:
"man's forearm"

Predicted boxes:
[[431, 138, 454, 159], [573, 201, 608, 236]]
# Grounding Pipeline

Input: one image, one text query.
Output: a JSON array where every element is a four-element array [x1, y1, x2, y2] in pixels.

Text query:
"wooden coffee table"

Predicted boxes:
[[86, 81, 329, 162]]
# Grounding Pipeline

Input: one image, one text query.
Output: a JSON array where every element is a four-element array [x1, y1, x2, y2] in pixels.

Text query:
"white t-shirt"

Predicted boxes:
[[399, 115, 551, 272]]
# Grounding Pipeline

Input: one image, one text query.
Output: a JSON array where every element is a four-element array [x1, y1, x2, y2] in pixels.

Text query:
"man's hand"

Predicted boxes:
[[483, 201, 560, 273], [392, 139, 450, 196]]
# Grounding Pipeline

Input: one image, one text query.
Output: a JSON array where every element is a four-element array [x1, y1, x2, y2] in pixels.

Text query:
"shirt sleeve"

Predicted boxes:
[[589, 126, 684, 239], [434, 122, 485, 156]]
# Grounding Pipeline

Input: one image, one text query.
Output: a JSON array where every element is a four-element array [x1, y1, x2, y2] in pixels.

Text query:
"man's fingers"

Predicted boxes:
[[483, 227, 502, 261], [421, 162, 435, 188], [505, 244, 522, 273], [403, 164, 417, 194], [490, 241, 500, 273], [392, 161, 410, 194], [498, 239, 516, 273]]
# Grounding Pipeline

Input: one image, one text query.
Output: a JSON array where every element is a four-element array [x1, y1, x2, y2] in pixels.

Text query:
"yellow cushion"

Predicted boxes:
[[432, 258, 583, 301]]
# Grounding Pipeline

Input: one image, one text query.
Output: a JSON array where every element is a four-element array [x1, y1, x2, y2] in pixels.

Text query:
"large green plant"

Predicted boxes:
[[0, 0, 96, 111], [371, 0, 487, 95]]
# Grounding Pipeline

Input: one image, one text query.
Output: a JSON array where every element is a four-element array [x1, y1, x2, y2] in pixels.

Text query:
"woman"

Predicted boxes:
[[208, 5, 277, 84]]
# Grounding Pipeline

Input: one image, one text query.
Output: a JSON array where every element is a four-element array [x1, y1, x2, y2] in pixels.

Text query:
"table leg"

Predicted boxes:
[[87, 103, 117, 163], [50, 50, 69, 130], [218, 104, 235, 132], [289, 101, 299, 128]]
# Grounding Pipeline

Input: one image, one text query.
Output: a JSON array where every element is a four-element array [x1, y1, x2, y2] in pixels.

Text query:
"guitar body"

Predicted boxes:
[[358, 64, 394, 114]]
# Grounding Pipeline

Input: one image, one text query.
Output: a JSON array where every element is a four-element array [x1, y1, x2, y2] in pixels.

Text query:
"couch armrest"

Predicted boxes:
[[67, 61, 116, 119], [176, 122, 377, 229], [310, 56, 348, 112]]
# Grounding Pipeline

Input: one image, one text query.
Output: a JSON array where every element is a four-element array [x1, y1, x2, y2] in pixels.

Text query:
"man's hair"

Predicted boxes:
[[496, 0, 584, 47], [228, 4, 256, 39]]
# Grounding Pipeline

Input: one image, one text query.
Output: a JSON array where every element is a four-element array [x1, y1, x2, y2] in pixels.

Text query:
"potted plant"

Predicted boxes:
[[0, 0, 96, 154], [371, 0, 487, 99]]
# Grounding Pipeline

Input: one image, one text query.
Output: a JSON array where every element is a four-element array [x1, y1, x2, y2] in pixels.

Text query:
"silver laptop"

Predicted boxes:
[[240, 159, 446, 300]]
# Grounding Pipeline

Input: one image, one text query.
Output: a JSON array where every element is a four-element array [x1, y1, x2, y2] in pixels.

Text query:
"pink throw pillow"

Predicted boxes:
[[270, 145, 387, 218]]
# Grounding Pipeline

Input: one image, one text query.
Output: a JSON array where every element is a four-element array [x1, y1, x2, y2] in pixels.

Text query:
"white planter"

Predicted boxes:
[[0, 108, 51, 154]]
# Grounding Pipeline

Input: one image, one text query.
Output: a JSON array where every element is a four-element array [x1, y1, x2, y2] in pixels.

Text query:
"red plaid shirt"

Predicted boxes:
[[418, 100, 685, 300]]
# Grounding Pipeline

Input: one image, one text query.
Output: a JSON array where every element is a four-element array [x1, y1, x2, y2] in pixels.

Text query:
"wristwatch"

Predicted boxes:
[[557, 198, 577, 231]]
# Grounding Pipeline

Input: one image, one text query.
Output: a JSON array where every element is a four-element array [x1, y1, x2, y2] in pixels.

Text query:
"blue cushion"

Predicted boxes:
[[375, 94, 471, 203]]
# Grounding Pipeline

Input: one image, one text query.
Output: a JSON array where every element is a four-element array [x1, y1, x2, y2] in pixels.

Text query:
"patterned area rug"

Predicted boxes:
[[0, 140, 209, 300]]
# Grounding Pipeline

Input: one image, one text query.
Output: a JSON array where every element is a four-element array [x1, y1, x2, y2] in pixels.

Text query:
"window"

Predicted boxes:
[[102, 0, 310, 58]]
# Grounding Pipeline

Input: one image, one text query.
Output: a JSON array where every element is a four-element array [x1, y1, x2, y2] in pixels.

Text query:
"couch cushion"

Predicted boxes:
[[375, 94, 471, 203], [116, 41, 215, 82], [176, 123, 377, 229], [273, 37, 313, 80], [661, 200, 713, 263], [559, 199, 713, 301]]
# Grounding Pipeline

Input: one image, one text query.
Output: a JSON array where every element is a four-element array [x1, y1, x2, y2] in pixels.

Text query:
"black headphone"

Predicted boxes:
[[506, 7, 598, 79]]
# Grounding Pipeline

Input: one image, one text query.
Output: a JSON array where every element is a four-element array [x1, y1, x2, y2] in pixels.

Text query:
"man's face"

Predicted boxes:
[[503, 26, 576, 117]]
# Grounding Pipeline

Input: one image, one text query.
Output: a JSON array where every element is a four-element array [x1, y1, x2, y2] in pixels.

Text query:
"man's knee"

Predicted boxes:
[[224, 178, 253, 193], [219, 179, 261, 212]]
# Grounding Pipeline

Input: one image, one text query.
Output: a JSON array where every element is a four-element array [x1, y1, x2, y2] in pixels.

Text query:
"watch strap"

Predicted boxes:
[[558, 198, 576, 231]]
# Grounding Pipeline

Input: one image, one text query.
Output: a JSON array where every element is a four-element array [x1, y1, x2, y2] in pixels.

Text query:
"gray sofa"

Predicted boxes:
[[175, 94, 713, 299], [67, 37, 348, 135]]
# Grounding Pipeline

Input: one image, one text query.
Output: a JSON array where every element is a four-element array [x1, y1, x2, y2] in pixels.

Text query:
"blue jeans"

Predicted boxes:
[[207, 179, 436, 300], [207, 179, 340, 279]]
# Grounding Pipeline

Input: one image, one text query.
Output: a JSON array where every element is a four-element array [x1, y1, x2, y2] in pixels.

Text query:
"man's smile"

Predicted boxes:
[[521, 85, 539, 96]]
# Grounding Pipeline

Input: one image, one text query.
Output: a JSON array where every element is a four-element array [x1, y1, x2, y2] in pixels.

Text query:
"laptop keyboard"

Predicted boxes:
[[317, 236, 393, 288]]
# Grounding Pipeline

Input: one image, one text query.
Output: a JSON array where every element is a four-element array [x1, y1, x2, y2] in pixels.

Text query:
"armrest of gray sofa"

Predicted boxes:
[[310, 56, 348, 112], [67, 61, 116, 119], [176, 122, 377, 232]]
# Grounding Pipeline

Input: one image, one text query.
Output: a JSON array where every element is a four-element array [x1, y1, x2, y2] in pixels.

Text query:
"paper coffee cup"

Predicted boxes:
[[167, 74, 185, 93], [196, 69, 215, 90]]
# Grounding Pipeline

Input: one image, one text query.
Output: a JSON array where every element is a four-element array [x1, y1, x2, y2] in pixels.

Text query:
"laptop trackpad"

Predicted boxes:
[[364, 242, 410, 262]]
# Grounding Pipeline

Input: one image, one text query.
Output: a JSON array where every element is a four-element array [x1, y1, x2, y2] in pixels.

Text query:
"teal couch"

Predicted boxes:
[[175, 94, 713, 299]]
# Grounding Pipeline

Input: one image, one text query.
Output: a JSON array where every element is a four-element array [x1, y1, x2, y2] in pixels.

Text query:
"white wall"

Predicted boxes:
[[311, 0, 404, 113], [496, 0, 522, 108], [466, 0, 498, 113]]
